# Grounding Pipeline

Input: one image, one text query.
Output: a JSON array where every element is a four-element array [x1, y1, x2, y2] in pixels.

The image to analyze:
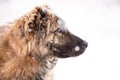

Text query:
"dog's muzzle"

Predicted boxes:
[[51, 32, 88, 58]]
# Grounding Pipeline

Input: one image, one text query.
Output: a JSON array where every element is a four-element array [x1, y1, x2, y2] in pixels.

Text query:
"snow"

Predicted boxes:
[[0, 0, 120, 80]]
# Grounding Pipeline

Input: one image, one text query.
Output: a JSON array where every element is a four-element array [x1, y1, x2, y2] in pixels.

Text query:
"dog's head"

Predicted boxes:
[[19, 6, 88, 58]]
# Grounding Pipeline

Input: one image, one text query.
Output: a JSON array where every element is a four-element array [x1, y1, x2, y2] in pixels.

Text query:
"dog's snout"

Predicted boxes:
[[82, 40, 88, 48]]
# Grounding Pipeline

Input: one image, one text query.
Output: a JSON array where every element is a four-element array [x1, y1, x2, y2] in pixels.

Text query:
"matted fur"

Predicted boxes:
[[0, 5, 88, 80]]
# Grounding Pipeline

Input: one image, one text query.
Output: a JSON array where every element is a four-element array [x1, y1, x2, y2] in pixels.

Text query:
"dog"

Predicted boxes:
[[0, 5, 88, 80]]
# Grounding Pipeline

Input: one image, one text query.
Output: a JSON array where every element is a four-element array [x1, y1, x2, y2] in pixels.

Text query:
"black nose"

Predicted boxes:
[[82, 40, 88, 48]]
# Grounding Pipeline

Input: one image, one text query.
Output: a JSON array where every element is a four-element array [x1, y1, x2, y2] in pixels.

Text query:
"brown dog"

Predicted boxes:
[[0, 6, 88, 80]]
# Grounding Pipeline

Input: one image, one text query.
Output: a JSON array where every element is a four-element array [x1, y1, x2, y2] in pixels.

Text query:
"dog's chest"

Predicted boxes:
[[33, 56, 58, 80]]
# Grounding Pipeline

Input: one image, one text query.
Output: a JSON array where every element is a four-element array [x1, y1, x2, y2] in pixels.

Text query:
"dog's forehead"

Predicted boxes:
[[57, 18, 67, 32], [34, 6, 67, 32], [40, 6, 67, 32]]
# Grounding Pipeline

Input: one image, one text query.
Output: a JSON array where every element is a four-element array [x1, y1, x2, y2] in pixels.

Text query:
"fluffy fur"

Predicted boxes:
[[0, 5, 88, 80]]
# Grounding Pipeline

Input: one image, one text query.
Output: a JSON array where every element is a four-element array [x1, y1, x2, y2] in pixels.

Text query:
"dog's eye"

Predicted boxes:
[[53, 28, 64, 34], [57, 28, 64, 33]]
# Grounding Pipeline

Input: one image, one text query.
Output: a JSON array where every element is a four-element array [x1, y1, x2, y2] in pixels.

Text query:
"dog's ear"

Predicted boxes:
[[19, 6, 53, 40], [25, 13, 41, 40], [21, 7, 50, 40]]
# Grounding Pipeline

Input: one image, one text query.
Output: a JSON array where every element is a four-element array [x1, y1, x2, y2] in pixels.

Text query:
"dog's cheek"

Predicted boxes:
[[54, 33, 64, 44]]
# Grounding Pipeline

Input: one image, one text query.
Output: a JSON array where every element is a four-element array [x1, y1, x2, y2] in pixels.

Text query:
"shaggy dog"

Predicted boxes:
[[0, 6, 88, 80]]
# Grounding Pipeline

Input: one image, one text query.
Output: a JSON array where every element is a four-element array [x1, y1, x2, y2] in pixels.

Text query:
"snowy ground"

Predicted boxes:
[[0, 0, 120, 80]]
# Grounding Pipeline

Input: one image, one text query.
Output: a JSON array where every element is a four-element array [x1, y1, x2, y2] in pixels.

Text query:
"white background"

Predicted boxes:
[[0, 0, 120, 80]]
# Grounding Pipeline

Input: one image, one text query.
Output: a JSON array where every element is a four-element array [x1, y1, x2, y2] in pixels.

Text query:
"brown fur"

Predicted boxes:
[[0, 5, 88, 80]]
